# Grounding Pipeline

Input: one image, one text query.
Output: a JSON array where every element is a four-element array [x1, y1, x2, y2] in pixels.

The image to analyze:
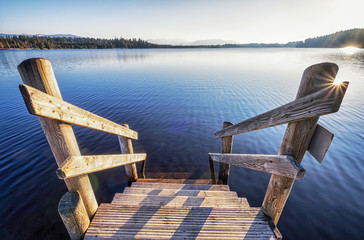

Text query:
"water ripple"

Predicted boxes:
[[1, 48, 364, 239]]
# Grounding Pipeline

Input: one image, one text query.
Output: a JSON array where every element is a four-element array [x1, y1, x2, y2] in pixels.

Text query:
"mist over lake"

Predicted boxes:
[[1, 48, 364, 239]]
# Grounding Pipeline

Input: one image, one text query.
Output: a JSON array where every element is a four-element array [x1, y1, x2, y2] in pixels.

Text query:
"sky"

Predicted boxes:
[[0, 0, 363, 43]]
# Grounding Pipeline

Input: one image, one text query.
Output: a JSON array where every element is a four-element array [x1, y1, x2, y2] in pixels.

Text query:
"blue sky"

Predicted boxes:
[[0, 0, 363, 43]]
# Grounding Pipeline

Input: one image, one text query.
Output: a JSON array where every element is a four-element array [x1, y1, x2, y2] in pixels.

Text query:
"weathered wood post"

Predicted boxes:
[[18, 58, 98, 218], [58, 190, 90, 240], [118, 124, 138, 182], [218, 121, 234, 184], [208, 155, 217, 184], [262, 62, 348, 224]]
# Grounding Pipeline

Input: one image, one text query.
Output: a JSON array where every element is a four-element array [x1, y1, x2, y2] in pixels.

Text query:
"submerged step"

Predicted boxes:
[[137, 178, 213, 184]]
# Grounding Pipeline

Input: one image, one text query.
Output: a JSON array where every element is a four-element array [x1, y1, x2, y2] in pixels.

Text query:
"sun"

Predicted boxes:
[[333, 78, 343, 86], [341, 46, 360, 54]]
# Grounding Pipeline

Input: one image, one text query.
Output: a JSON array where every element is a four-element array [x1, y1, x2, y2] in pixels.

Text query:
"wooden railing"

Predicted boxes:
[[209, 62, 349, 225], [18, 58, 147, 239]]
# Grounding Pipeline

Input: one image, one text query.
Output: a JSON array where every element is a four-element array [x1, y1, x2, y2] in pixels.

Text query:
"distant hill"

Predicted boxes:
[[148, 38, 239, 46], [148, 38, 190, 45], [191, 39, 240, 46], [149, 29, 364, 48], [222, 42, 300, 48], [297, 29, 364, 48]]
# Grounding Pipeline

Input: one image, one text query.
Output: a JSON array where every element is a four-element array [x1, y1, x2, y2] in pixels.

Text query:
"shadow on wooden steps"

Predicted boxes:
[[84, 179, 280, 240]]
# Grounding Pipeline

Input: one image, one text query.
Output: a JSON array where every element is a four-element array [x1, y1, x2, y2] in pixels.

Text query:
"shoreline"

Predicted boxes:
[[1, 46, 363, 51]]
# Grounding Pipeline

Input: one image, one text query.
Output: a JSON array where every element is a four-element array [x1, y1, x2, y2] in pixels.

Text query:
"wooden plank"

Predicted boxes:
[[86, 233, 275, 240], [111, 194, 246, 208], [88, 222, 276, 229], [89, 204, 270, 220], [17, 58, 98, 218], [307, 124, 334, 163], [89, 221, 273, 228], [19, 84, 138, 139], [131, 182, 230, 191], [88, 222, 272, 229], [87, 208, 262, 216], [215, 81, 348, 138], [95, 204, 263, 214], [136, 179, 212, 184], [97, 205, 262, 215], [86, 221, 272, 231], [209, 153, 305, 179], [86, 231, 275, 240], [218, 121, 234, 184], [58, 190, 90, 240], [262, 62, 347, 224], [57, 154, 147, 179], [122, 187, 238, 198], [113, 193, 240, 201], [118, 124, 138, 182]]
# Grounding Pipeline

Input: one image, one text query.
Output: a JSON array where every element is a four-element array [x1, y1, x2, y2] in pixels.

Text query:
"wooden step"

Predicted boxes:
[[122, 187, 238, 198], [137, 178, 213, 184], [85, 204, 276, 239], [144, 172, 212, 180], [111, 194, 248, 208], [131, 182, 230, 191], [90, 205, 267, 220], [97, 204, 263, 215]]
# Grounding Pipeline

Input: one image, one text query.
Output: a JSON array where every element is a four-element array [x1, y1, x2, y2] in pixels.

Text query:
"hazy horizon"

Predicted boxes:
[[2, 29, 362, 47]]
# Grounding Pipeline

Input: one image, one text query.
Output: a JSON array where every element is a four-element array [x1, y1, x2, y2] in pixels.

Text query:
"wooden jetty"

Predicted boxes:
[[18, 58, 348, 239]]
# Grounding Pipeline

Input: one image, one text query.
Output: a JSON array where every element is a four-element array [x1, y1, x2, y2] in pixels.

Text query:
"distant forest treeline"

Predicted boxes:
[[0, 36, 160, 49], [1, 29, 363, 50], [222, 29, 364, 48], [297, 29, 364, 48]]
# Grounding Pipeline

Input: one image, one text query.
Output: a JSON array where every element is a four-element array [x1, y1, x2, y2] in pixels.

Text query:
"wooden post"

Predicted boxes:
[[208, 155, 217, 184], [58, 190, 90, 240], [118, 124, 138, 182], [218, 121, 234, 184], [18, 58, 98, 218], [140, 157, 146, 179], [262, 62, 343, 224]]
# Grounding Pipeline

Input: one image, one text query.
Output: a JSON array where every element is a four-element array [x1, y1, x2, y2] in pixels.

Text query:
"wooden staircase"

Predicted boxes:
[[18, 59, 348, 239], [84, 179, 279, 239]]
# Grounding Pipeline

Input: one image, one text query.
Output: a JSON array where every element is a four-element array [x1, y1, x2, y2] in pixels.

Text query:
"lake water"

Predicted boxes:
[[1, 48, 364, 239]]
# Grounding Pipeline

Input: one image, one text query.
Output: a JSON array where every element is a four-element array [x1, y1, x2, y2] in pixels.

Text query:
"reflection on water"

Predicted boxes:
[[1, 48, 364, 239]]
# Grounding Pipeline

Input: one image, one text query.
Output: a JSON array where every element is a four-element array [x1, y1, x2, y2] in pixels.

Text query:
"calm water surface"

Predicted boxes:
[[1, 48, 364, 239]]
